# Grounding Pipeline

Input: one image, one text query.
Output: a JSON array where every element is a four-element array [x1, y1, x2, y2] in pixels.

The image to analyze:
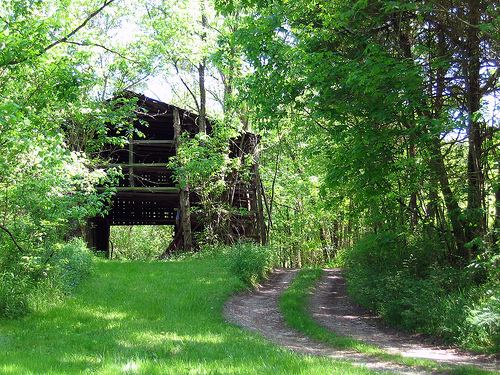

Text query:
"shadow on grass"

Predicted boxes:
[[0, 260, 375, 375]]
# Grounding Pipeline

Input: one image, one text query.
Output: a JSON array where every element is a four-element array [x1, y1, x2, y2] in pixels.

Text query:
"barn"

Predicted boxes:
[[86, 92, 266, 257]]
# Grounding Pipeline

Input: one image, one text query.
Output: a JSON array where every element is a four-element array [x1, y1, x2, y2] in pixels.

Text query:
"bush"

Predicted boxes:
[[0, 238, 95, 319], [51, 238, 95, 294], [463, 286, 500, 353], [0, 247, 51, 318], [341, 231, 500, 351], [224, 241, 277, 287]]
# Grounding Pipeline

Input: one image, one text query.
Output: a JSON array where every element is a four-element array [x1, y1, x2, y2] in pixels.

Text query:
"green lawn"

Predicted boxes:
[[0, 259, 377, 375]]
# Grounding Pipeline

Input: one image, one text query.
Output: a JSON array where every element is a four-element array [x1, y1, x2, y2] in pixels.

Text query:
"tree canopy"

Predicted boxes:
[[214, 0, 500, 268]]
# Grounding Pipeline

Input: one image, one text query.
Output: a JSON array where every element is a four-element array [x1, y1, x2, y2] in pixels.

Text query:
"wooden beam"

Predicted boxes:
[[97, 187, 180, 193], [106, 163, 171, 168], [130, 140, 175, 145]]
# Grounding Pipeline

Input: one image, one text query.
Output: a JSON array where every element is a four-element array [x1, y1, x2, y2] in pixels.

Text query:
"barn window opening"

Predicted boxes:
[[109, 225, 174, 260]]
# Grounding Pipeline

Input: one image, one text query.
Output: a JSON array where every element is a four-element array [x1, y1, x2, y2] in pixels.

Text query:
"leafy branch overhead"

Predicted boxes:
[[1, 0, 116, 67]]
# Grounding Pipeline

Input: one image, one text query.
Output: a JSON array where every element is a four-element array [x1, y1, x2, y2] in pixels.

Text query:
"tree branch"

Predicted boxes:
[[302, 107, 330, 131], [0, 224, 25, 253], [65, 41, 140, 64], [7, 0, 116, 66], [173, 60, 200, 113]]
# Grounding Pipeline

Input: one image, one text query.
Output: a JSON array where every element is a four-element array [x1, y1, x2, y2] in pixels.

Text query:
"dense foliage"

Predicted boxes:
[[214, 0, 500, 352], [110, 225, 174, 260], [0, 0, 141, 317], [218, 0, 500, 267]]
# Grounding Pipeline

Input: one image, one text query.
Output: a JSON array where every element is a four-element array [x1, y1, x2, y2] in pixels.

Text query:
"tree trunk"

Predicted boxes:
[[198, 59, 207, 134], [428, 136, 469, 265], [180, 187, 193, 251], [253, 157, 267, 245], [409, 139, 418, 229], [173, 108, 193, 251], [464, 1, 486, 251], [198, 1, 208, 134]]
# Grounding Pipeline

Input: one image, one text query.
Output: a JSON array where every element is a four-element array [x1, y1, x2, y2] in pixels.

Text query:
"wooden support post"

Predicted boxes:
[[173, 108, 193, 251], [93, 220, 111, 258], [129, 142, 134, 187]]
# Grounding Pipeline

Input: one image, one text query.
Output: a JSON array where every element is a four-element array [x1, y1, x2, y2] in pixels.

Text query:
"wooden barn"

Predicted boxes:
[[87, 92, 266, 257]]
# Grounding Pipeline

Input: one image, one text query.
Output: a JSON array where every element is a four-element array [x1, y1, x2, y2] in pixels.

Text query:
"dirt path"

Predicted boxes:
[[223, 268, 499, 374]]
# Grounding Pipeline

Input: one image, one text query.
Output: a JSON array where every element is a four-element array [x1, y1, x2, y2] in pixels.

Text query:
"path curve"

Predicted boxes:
[[223, 268, 499, 374]]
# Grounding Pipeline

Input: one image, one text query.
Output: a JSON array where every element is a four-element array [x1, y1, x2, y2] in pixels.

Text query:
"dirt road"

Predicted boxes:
[[223, 268, 499, 374]]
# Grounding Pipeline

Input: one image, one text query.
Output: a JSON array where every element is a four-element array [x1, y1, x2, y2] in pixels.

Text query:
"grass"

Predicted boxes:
[[279, 267, 498, 375], [279, 268, 375, 351], [0, 258, 378, 375]]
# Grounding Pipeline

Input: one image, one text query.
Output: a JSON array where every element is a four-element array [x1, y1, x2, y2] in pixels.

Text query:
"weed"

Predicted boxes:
[[0, 237, 95, 318], [223, 241, 277, 287], [51, 237, 95, 294]]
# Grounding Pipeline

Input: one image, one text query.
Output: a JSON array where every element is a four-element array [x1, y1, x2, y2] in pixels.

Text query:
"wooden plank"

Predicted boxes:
[[114, 187, 180, 193], [107, 163, 171, 168], [130, 140, 175, 145], [97, 187, 180, 193], [111, 219, 177, 225]]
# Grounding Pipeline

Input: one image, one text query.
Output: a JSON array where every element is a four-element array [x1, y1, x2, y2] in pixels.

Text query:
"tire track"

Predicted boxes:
[[224, 268, 450, 374]]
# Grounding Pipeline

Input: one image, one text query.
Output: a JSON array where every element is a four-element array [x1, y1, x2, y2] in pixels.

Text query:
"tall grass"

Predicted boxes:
[[223, 240, 277, 287], [0, 258, 376, 375]]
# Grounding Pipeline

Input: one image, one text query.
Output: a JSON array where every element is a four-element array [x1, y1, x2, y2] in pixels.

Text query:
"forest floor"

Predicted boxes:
[[224, 268, 499, 374]]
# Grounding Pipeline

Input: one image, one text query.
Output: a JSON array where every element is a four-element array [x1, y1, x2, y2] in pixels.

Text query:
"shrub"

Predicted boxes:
[[0, 248, 50, 318], [0, 238, 95, 319], [341, 230, 500, 351], [0, 272, 31, 318], [50, 238, 94, 294], [224, 241, 277, 287], [463, 286, 500, 353]]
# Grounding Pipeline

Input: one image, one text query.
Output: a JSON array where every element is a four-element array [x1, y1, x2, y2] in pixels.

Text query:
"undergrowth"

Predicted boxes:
[[0, 237, 94, 318], [340, 231, 500, 354], [222, 240, 277, 287]]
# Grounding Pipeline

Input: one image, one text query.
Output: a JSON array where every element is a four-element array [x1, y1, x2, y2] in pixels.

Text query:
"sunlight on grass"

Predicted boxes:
[[0, 258, 378, 375], [0, 365, 18, 375]]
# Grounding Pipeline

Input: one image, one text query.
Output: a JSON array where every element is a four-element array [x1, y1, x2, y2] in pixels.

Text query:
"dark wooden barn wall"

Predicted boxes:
[[88, 92, 265, 257]]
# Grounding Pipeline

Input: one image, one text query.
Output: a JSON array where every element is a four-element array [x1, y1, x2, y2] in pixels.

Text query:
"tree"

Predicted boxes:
[[136, 0, 263, 248], [0, 0, 148, 316], [217, 0, 500, 268]]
